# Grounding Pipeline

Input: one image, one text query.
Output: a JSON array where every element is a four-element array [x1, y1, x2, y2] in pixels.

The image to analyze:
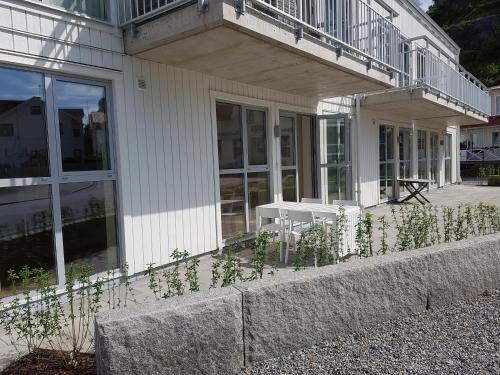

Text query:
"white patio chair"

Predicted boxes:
[[301, 197, 323, 204], [257, 206, 285, 248], [314, 211, 337, 231], [284, 210, 316, 266]]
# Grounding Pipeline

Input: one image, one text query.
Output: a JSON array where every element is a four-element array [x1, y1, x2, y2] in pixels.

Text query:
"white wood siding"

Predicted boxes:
[[118, 57, 315, 274], [0, 0, 123, 71]]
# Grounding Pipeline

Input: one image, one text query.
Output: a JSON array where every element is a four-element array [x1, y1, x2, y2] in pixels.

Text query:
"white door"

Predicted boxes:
[[317, 116, 352, 204]]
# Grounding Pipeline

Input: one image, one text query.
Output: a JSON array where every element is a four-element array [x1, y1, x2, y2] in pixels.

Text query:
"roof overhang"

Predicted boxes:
[[123, 0, 396, 99], [361, 87, 489, 127]]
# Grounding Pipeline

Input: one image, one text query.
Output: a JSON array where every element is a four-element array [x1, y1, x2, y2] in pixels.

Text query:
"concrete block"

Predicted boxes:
[[236, 251, 431, 365], [95, 287, 243, 375], [426, 235, 500, 307]]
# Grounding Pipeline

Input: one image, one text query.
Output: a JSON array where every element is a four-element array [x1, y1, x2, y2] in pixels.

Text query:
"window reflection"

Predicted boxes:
[[325, 118, 345, 164], [220, 174, 245, 239], [60, 181, 118, 273], [57, 81, 110, 172], [282, 170, 297, 202], [280, 116, 296, 167], [0, 186, 55, 297], [217, 103, 243, 170], [0, 67, 49, 178], [43, 0, 108, 20], [246, 109, 267, 166], [248, 172, 270, 232]]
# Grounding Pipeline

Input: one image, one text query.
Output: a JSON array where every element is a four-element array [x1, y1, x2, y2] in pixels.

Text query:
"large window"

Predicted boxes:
[[216, 102, 270, 240], [0, 66, 118, 297], [42, 0, 108, 21]]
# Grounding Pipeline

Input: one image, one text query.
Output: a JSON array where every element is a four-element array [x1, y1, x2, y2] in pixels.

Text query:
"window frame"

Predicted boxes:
[[317, 115, 352, 203], [51, 75, 117, 179], [216, 101, 270, 239], [0, 65, 119, 295]]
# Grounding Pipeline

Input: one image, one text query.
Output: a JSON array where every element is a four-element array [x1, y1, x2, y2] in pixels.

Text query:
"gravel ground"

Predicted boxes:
[[243, 290, 500, 375]]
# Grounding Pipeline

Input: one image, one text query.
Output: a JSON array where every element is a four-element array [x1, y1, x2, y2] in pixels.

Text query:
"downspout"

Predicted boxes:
[[355, 94, 362, 205]]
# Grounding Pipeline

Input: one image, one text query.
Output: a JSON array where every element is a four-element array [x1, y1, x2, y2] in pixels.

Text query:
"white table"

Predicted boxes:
[[256, 202, 361, 255]]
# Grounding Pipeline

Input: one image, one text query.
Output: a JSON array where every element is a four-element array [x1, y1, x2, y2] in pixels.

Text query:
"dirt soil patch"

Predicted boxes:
[[1, 349, 96, 375]]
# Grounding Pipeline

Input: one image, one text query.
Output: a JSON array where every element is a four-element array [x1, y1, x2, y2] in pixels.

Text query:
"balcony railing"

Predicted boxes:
[[461, 147, 500, 162], [401, 47, 491, 116], [250, 0, 403, 72]]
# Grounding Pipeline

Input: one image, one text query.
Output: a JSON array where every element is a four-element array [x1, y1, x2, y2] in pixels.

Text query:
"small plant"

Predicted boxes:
[[0, 267, 62, 354], [210, 242, 245, 288], [221, 246, 244, 287], [336, 206, 347, 257], [378, 215, 390, 255], [185, 257, 200, 293], [144, 263, 161, 300], [162, 250, 189, 299], [443, 207, 454, 243], [251, 231, 271, 280], [120, 262, 136, 308], [53, 264, 105, 367], [210, 258, 223, 288]]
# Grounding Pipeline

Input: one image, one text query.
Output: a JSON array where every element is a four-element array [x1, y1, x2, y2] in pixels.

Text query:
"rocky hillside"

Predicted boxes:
[[427, 0, 500, 87]]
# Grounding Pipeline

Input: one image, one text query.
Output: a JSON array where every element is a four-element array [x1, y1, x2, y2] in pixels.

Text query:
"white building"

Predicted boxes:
[[460, 86, 500, 166], [0, 0, 491, 293]]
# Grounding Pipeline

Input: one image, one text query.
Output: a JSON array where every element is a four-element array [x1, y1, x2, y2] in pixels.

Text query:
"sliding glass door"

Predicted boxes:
[[318, 116, 351, 203], [216, 102, 270, 240], [379, 125, 395, 201]]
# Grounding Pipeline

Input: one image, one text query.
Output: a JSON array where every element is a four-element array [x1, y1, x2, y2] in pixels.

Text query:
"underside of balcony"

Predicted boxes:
[[361, 87, 489, 128], [122, 0, 396, 99]]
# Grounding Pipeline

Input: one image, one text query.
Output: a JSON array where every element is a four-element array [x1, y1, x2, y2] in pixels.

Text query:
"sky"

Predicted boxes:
[[416, 0, 434, 11]]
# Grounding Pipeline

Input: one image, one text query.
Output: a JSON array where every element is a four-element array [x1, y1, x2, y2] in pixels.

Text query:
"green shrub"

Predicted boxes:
[[487, 175, 500, 186]]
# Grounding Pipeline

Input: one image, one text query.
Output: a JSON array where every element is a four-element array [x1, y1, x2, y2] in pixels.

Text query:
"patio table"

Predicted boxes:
[[397, 178, 431, 204], [256, 201, 361, 255]]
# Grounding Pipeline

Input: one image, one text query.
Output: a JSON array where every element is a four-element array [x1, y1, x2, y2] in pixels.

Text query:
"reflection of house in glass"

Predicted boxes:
[[59, 109, 107, 170], [0, 97, 48, 178]]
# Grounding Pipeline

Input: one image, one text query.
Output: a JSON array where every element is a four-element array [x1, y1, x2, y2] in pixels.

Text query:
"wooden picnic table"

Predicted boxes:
[[397, 178, 431, 204]]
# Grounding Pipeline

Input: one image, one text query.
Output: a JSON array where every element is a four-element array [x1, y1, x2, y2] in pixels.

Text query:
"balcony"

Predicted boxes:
[[118, 0, 401, 98], [362, 46, 491, 126]]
